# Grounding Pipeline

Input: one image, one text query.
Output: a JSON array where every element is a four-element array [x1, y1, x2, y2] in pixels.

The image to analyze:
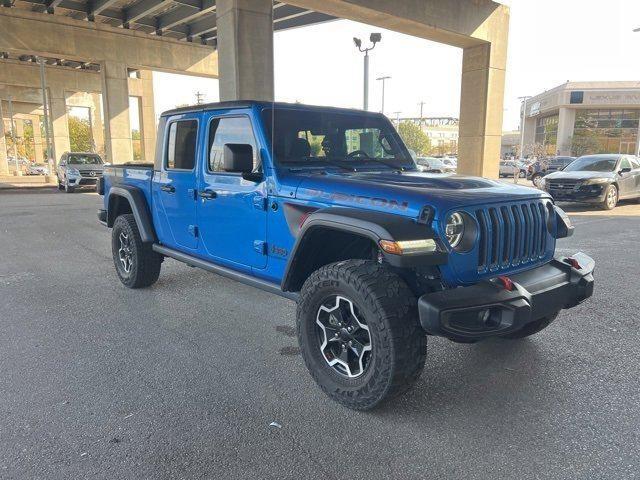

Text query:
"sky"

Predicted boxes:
[[152, 0, 640, 131]]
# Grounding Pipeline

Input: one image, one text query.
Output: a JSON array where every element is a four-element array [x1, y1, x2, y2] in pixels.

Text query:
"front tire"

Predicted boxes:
[[111, 214, 162, 288], [531, 173, 544, 188], [296, 260, 427, 410], [601, 184, 617, 210], [64, 180, 75, 193]]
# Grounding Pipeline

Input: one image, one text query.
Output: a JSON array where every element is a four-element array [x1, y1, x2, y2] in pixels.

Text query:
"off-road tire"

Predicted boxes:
[[501, 312, 558, 339], [600, 184, 617, 210], [112, 214, 162, 288], [296, 259, 427, 410]]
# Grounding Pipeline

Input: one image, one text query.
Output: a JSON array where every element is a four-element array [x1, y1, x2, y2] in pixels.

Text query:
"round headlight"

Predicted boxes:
[[445, 212, 465, 248]]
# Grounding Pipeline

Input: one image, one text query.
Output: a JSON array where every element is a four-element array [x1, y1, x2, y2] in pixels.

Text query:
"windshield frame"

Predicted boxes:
[[260, 107, 416, 171]]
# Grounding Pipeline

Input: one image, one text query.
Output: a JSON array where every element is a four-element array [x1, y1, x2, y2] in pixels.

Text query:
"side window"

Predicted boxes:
[[166, 120, 198, 170], [208, 116, 258, 172], [630, 158, 640, 169], [620, 157, 632, 170]]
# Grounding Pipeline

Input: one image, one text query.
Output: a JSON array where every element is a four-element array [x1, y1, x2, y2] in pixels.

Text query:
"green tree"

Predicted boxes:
[[397, 121, 431, 156], [570, 132, 601, 157], [68, 116, 93, 152]]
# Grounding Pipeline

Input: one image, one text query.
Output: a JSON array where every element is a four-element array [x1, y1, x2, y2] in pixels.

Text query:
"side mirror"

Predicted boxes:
[[619, 167, 631, 174]]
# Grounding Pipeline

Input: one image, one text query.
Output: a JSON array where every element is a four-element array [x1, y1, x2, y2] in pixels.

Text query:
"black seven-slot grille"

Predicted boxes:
[[474, 201, 549, 273]]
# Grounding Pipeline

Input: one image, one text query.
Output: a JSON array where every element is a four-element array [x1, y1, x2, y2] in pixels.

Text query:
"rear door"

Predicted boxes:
[[196, 112, 268, 269], [153, 114, 200, 251]]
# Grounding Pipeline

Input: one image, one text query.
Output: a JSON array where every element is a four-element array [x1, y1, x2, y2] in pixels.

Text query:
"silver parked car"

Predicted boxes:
[[499, 160, 527, 178], [26, 163, 50, 175], [57, 152, 104, 193], [415, 157, 456, 173]]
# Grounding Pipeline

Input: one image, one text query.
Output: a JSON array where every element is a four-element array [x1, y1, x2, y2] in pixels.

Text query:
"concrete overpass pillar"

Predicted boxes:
[[458, 42, 506, 178], [139, 70, 156, 162], [50, 88, 71, 164], [101, 61, 132, 164], [28, 115, 45, 163], [0, 101, 8, 174], [216, 0, 274, 101]]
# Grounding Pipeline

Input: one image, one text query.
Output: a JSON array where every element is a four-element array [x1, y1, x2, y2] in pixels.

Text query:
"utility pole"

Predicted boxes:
[[195, 91, 205, 105], [518, 96, 532, 162], [418, 101, 426, 126], [353, 33, 382, 111], [38, 57, 54, 174], [392, 111, 401, 125], [376, 76, 391, 114]]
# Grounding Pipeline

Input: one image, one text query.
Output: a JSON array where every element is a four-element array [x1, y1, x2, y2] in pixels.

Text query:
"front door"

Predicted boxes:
[[618, 156, 640, 198], [154, 115, 200, 251], [197, 113, 268, 269]]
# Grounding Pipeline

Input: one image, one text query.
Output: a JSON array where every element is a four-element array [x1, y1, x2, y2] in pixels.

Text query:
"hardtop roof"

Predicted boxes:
[[161, 100, 385, 118]]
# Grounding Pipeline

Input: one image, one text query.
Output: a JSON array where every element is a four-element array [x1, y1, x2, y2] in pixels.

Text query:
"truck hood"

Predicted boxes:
[[544, 170, 615, 181], [284, 170, 549, 219]]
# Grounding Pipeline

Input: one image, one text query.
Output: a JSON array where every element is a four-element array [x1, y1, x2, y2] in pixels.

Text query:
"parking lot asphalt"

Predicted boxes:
[[1, 190, 639, 479]]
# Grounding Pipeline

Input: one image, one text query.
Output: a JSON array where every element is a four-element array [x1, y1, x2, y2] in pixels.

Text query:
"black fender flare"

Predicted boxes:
[[281, 207, 446, 292], [107, 185, 157, 243]]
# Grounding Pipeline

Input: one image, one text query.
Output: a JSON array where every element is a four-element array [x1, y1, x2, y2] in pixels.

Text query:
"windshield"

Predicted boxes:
[[68, 154, 103, 165], [564, 156, 617, 172], [261, 108, 414, 169]]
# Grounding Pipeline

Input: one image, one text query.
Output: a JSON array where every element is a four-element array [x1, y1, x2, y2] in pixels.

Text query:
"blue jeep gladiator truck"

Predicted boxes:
[[98, 101, 594, 410]]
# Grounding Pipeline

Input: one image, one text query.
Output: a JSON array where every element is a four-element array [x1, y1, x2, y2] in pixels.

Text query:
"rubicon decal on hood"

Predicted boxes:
[[305, 189, 409, 211]]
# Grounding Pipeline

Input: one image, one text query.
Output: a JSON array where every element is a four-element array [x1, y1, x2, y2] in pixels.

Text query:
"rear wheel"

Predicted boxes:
[[297, 260, 427, 410], [501, 313, 558, 339], [111, 214, 162, 288], [601, 184, 617, 210]]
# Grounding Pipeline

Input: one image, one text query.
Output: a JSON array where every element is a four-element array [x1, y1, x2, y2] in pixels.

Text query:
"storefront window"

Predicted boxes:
[[534, 114, 558, 154], [572, 109, 639, 155]]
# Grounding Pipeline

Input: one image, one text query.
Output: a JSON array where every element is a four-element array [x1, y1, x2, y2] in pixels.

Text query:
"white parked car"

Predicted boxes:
[[26, 163, 50, 175]]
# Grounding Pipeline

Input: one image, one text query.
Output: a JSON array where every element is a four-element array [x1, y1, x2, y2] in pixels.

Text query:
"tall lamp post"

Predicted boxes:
[[633, 27, 640, 156], [376, 75, 391, 114], [353, 33, 382, 111], [518, 95, 532, 161]]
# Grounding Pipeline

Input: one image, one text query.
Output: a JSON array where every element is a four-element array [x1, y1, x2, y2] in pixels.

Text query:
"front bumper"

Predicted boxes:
[[418, 252, 594, 341], [547, 187, 606, 204]]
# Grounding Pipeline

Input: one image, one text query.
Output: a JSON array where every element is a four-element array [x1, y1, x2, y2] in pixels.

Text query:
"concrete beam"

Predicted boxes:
[[285, 0, 509, 177], [156, 0, 216, 33], [0, 8, 218, 78], [216, 0, 273, 101], [90, 0, 120, 16], [124, 0, 173, 25]]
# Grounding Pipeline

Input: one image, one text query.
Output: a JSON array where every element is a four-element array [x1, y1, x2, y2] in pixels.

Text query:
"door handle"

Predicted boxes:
[[160, 185, 175, 193], [199, 189, 217, 200]]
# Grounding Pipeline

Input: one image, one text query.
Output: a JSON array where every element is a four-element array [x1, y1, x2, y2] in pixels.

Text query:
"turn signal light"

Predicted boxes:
[[379, 239, 437, 255]]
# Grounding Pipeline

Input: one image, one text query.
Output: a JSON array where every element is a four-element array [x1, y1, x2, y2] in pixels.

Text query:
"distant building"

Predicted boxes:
[[521, 81, 640, 157], [501, 130, 520, 158], [396, 117, 459, 155]]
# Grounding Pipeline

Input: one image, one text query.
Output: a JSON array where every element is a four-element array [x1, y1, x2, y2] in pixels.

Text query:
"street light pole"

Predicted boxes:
[[518, 95, 532, 161], [7, 95, 19, 175], [353, 33, 382, 111], [38, 57, 54, 174], [376, 76, 391, 114]]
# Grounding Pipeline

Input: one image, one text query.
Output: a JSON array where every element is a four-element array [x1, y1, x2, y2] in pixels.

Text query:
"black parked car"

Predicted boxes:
[[528, 156, 575, 187], [542, 154, 640, 210]]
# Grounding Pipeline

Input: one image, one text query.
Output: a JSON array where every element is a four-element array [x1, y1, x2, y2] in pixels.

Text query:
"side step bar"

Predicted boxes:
[[152, 244, 299, 302]]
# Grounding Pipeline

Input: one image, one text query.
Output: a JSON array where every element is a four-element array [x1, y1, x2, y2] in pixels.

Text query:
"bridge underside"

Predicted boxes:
[[0, 0, 508, 177]]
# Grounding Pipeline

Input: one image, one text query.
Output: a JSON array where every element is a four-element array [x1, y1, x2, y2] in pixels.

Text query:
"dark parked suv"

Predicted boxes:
[[56, 152, 104, 193]]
